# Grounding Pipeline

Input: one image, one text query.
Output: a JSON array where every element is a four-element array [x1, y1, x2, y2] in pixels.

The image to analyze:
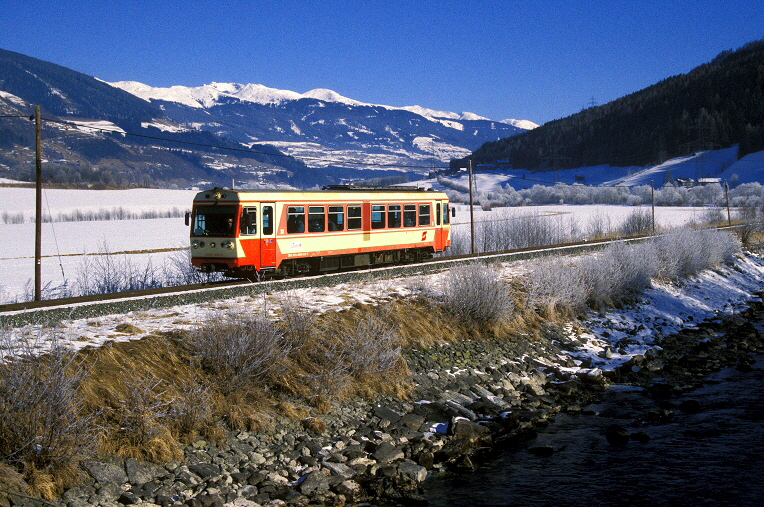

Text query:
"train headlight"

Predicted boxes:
[[221, 241, 234, 249], [209, 242, 216, 248], [192, 240, 199, 249]]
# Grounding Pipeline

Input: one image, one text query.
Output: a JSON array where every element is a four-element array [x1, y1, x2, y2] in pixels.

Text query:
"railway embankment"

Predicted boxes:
[[12, 298, 763, 507]]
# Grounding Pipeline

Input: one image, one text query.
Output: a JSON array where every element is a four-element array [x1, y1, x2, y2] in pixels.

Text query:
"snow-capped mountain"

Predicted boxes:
[[109, 81, 536, 169]]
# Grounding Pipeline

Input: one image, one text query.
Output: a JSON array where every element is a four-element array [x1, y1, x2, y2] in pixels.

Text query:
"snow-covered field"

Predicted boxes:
[[0, 185, 720, 302]]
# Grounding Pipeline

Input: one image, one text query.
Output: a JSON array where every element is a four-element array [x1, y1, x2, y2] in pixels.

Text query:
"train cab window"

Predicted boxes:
[[404, 204, 416, 227], [240, 207, 257, 235], [418, 204, 431, 226], [328, 206, 344, 231], [193, 205, 237, 237], [262, 205, 274, 235], [347, 205, 362, 230], [388, 205, 401, 228], [287, 206, 305, 233], [308, 206, 325, 232], [371, 205, 386, 229], [443, 203, 450, 224]]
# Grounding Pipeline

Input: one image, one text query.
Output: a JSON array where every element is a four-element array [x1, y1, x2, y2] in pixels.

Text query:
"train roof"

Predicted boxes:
[[193, 185, 449, 202]]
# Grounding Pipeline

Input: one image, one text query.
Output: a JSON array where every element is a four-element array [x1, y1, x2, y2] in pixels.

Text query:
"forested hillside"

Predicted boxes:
[[459, 39, 764, 171]]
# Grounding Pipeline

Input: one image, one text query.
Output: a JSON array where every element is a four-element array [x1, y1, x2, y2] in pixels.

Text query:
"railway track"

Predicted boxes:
[[0, 226, 743, 328]]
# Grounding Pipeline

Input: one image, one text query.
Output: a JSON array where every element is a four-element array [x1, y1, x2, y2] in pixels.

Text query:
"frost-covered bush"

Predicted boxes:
[[521, 257, 590, 318], [449, 208, 578, 255], [619, 208, 653, 236], [189, 310, 291, 391], [654, 228, 739, 281], [75, 244, 164, 295], [442, 262, 514, 326], [580, 241, 657, 309]]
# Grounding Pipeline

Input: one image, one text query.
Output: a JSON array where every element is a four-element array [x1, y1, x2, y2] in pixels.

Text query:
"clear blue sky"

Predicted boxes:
[[1, 0, 762, 125]]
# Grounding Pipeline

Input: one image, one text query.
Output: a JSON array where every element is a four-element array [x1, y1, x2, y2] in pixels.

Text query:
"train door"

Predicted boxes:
[[434, 200, 450, 252], [260, 203, 276, 267], [239, 205, 261, 270]]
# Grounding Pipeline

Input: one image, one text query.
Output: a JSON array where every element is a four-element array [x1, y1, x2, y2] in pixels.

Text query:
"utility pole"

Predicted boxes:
[[651, 180, 655, 234], [725, 181, 731, 226], [468, 159, 475, 255], [34, 105, 42, 302]]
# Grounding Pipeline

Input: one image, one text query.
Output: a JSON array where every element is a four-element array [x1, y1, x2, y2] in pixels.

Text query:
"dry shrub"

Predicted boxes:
[[189, 310, 292, 393], [0, 330, 98, 497], [301, 417, 327, 434], [276, 292, 316, 347]]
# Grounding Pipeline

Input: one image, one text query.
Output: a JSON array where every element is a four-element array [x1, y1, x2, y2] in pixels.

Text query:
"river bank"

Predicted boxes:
[[4, 295, 762, 507]]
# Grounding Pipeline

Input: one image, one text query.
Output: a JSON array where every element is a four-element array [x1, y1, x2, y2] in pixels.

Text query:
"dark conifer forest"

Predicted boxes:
[[458, 40, 764, 171]]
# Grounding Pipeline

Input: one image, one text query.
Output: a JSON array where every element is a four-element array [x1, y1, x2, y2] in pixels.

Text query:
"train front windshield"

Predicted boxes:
[[192, 205, 237, 237]]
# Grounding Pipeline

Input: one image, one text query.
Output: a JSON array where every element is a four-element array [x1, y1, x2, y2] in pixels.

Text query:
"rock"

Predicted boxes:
[[416, 451, 434, 469], [189, 463, 221, 481], [299, 470, 330, 495], [92, 482, 123, 504], [84, 461, 129, 485], [374, 405, 403, 423], [323, 462, 356, 479], [125, 458, 163, 485], [118, 490, 140, 505], [334, 479, 362, 501], [605, 424, 630, 446], [400, 413, 426, 431], [372, 441, 405, 463], [397, 461, 428, 482]]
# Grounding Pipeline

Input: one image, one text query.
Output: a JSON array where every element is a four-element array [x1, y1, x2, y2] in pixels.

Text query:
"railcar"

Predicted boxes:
[[187, 185, 451, 279]]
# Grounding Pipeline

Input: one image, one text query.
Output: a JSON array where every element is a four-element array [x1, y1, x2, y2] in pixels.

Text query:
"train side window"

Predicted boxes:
[[328, 206, 344, 231], [443, 203, 450, 224], [436, 203, 441, 225], [240, 208, 257, 235], [371, 205, 386, 229], [262, 205, 273, 235], [347, 205, 362, 230], [308, 206, 325, 232], [418, 204, 431, 226], [404, 204, 416, 227], [388, 205, 401, 228], [287, 206, 305, 233]]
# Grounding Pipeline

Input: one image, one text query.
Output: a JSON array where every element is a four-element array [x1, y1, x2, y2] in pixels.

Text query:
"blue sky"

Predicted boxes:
[[1, 0, 762, 125]]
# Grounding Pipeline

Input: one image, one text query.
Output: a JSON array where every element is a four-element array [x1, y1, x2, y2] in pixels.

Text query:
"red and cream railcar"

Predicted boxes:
[[188, 186, 451, 278]]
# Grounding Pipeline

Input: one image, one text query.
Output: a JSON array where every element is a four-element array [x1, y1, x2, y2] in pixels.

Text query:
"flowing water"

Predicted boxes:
[[424, 355, 764, 507]]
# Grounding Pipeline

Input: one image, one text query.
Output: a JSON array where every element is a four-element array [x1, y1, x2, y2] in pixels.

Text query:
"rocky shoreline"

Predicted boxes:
[[7, 300, 764, 507]]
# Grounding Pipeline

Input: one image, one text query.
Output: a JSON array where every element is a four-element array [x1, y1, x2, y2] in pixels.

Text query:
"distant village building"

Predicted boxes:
[[674, 177, 722, 188]]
